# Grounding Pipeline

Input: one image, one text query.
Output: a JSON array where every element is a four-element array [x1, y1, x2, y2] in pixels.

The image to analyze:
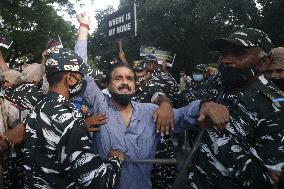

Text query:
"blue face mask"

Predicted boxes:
[[192, 74, 204, 81]]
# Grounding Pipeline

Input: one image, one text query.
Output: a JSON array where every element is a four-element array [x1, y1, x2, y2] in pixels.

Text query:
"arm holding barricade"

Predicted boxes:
[[0, 37, 12, 72], [173, 100, 229, 133]]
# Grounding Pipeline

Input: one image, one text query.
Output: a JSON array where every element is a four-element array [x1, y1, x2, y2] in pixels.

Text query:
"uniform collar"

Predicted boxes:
[[46, 91, 69, 103], [152, 69, 162, 78]]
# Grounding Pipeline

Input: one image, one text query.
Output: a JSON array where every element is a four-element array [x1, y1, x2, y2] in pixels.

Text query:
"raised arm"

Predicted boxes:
[[0, 49, 9, 72], [74, 12, 107, 113], [74, 12, 90, 64]]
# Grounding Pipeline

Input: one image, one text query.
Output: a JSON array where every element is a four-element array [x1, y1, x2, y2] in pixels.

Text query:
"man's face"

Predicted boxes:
[[108, 67, 135, 94], [217, 46, 262, 90], [66, 72, 83, 86], [135, 69, 147, 78], [218, 46, 261, 69], [266, 60, 284, 79], [147, 62, 155, 72], [3, 80, 14, 89], [135, 69, 149, 86]]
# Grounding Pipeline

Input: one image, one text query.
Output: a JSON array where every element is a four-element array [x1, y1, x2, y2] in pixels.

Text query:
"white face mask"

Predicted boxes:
[[192, 74, 204, 81]]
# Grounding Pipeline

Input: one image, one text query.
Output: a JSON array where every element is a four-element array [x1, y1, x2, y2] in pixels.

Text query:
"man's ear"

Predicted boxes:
[[107, 82, 112, 90], [63, 73, 71, 87]]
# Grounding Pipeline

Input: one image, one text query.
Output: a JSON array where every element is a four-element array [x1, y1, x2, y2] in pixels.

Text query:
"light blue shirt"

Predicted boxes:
[[75, 40, 201, 189]]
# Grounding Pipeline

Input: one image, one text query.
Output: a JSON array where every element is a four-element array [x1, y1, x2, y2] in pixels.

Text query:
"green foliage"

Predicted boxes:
[[0, 0, 77, 66], [258, 0, 284, 46], [1, 0, 283, 73], [90, 0, 269, 77]]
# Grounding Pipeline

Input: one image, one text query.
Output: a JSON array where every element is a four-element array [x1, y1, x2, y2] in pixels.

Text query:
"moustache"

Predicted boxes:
[[118, 84, 131, 91]]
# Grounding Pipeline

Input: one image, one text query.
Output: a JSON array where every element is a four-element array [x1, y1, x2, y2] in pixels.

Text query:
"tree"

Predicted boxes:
[[0, 0, 77, 66], [90, 0, 262, 78], [258, 0, 284, 46]]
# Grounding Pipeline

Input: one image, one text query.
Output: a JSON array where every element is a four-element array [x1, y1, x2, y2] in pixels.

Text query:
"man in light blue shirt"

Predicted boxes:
[[83, 63, 228, 189], [75, 13, 229, 189]]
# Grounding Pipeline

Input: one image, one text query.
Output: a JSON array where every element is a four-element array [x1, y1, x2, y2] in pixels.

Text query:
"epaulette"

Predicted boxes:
[[272, 98, 284, 110], [258, 76, 284, 110], [63, 101, 83, 119], [235, 75, 283, 115]]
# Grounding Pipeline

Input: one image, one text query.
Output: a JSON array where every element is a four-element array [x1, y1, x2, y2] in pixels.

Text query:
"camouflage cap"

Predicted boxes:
[[270, 47, 284, 63], [145, 54, 158, 64], [209, 28, 273, 53], [193, 64, 207, 73], [132, 60, 147, 71], [45, 48, 83, 75]]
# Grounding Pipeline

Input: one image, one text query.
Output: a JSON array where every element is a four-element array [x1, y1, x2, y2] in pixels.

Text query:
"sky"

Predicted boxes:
[[56, 0, 120, 32]]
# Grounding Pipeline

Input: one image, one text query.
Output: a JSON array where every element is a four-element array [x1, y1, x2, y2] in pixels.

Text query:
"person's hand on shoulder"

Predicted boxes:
[[153, 100, 174, 136]]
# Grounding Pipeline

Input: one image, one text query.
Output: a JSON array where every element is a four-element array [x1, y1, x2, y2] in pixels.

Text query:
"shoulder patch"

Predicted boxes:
[[72, 109, 83, 119]]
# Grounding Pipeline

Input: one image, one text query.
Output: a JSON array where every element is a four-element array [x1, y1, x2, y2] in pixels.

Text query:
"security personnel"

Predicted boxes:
[[191, 64, 207, 83], [261, 47, 284, 188], [23, 48, 124, 189], [177, 70, 222, 108], [133, 55, 179, 107], [187, 28, 284, 189], [132, 59, 154, 103]]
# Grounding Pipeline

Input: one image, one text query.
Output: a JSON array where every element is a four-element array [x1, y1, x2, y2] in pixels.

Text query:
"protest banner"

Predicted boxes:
[[154, 50, 176, 67], [0, 36, 13, 49], [139, 46, 156, 57], [106, 3, 137, 41], [140, 46, 176, 67]]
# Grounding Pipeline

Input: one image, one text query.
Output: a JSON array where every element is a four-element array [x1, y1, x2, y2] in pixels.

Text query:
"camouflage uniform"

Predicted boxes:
[[23, 48, 122, 189], [187, 28, 284, 189], [132, 60, 179, 189], [188, 77, 284, 189], [4, 83, 45, 110], [177, 72, 222, 107], [134, 68, 179, 101], [2, 84, 45, 189], [24, 92, 122, 188]]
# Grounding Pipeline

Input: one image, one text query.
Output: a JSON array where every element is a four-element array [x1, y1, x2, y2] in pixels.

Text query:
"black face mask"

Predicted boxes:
[[69, 79, 86, 99], [218, 64, 255, 91], [110, 92, 133, 106], [271, 78, 284, 91]]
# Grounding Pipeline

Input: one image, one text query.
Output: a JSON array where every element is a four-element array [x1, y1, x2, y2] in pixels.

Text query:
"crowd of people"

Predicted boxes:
[[0, 12, 283, 189]]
